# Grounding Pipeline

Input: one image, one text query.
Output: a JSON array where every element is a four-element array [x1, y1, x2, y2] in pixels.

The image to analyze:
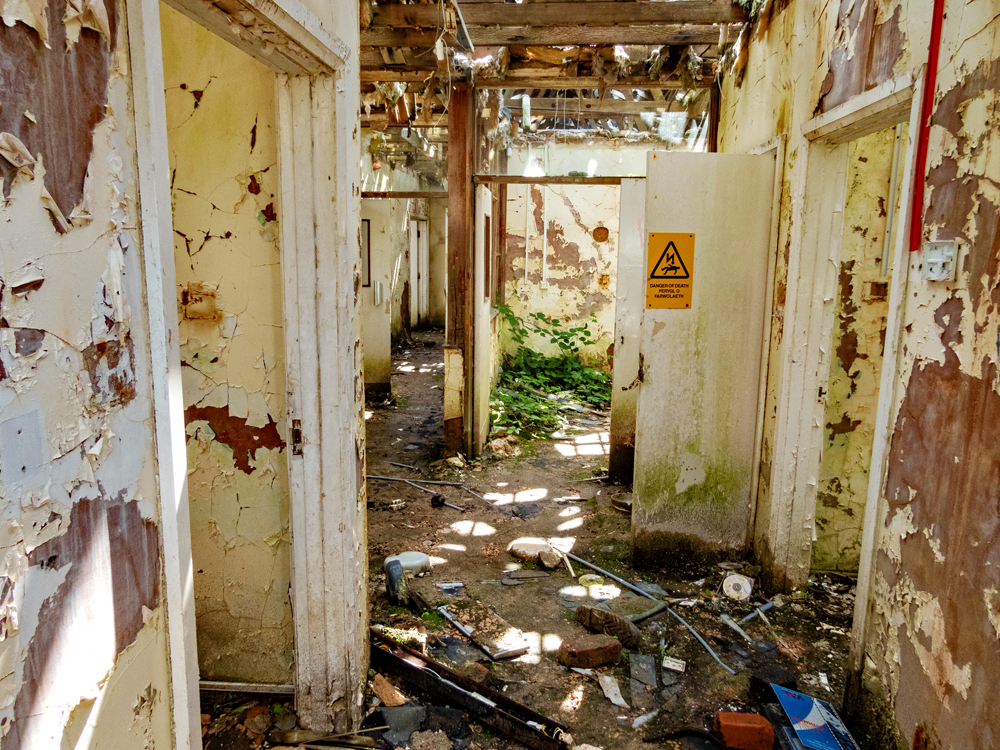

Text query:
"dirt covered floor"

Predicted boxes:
[[200, 330, 859, 750], [361, 331, 859, 750]]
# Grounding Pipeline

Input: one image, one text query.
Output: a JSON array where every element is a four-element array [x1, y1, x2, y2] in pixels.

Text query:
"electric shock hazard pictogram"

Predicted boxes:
[[646, 232, 694, 309], [650, 241, 690, 279]]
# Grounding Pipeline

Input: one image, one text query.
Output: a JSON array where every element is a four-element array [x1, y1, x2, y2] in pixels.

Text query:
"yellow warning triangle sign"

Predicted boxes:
[[650, 241, 690, 279]]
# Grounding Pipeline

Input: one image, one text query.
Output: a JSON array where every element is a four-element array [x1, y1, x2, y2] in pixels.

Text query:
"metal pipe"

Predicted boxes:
[[560, 551, 657, 601], [367, 475, 463, 486], [561, 550, 736, 675], [389, 461, 418, 470], [666, 607, 736, 676]]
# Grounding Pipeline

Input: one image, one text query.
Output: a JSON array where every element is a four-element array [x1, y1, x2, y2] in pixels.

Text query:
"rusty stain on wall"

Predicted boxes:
[[0, 0, 175, 740], [0, 0, 117, 229], [817, 0, 905, 113]]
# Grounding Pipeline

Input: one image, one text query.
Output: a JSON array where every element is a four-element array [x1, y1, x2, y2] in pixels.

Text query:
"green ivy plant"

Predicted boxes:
[[490, 304, 611, 439]]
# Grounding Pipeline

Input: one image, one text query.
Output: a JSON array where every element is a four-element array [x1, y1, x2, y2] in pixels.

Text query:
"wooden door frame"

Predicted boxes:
[[127, 0, 363, 742], [762, 73, 922, 596]]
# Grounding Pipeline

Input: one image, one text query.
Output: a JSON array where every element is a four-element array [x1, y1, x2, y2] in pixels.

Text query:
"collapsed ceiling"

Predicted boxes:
[[360, 0, 749, 180]]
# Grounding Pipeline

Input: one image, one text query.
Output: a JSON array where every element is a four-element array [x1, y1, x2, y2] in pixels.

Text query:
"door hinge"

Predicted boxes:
[[291, 419, 303, 455]]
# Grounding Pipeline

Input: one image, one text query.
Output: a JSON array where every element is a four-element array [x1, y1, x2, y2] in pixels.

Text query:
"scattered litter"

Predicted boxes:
[[636, 582, 667, 597], [570, 668, 595, 677], [437, 604, 530, 660], [435, 581, 466, 597], [579, 475, 609, 482], [373, 674, 407, 707], [718, 561, 744, 571], [573, 745, 603, 750], [508, 537, 556, 563], [389, 499, 407, 511], [772, 684, 860, 749], [384, 559, 408, 605], [390, 461, 418, 470], [371, 629, 571, 749], [819, 673, 831, 692], [738, 600, 775, 625], [578, 574, 605, 587], [722, 573, 754, 601], [405, 443, 422, 451], [600, 545, 615, 553], [819, 622, 849, 635], [610, 493, 632, 516], [577, 605, 641, 649], [506, 570, 550, 579], [597, 675, 629, 708], [664, 608, 735, 675], [384, 551, 431, 575], [632, 711, 657, 729], [661, 657, 686, 674], [630, 654, 657, 686], [431, 494, 465, 512], [422, 540, 433, 547], [446, 455, 467, 468], [720, 613, 753, 642]]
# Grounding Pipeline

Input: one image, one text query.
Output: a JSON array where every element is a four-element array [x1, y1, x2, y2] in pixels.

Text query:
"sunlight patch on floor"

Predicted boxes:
[[449, 520, 496, 536]]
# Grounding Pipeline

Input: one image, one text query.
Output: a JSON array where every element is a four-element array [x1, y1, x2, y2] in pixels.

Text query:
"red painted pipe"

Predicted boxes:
[[909, 0, 947, 251]]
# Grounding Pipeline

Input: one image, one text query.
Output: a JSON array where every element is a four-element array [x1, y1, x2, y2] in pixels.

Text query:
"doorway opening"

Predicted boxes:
[[813, 123, 909, 575]]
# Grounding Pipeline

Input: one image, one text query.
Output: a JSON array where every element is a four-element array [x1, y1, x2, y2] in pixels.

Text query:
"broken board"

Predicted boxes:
[[438, 602, 530, 660], [772, 685, 860, 750]]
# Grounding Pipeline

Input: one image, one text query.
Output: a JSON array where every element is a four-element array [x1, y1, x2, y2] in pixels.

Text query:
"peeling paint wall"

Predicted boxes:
[[161, 4, 292, 684], [501, 145, 649, 363], [0, 0, 174, 745], [720, 0, 1000, 744], [814, 126, 904, 574]]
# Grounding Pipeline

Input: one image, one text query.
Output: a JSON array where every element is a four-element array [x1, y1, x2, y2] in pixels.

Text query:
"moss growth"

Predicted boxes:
[[420, 610, 444, 628]]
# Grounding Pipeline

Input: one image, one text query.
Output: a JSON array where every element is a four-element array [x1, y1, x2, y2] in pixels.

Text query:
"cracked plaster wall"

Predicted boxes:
[[501, 144, 649, 364], [720, 0, 1000, 745], [814, 125, 906, 574], [162, 4, 292, 684], [0, 0, 174, 746]]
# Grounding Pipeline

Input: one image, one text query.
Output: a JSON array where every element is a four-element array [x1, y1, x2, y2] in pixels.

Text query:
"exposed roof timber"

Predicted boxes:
[[509, 97, 678, 116], [163, 0, 349, 74], [478, 76, 705, 90], [372, 2, 747, 27], [362, 25, 727, 47], [362, 70, 433, 82]]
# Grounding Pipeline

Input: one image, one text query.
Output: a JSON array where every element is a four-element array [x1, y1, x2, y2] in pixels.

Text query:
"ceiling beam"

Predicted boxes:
[[477, 76, 698, 90], [506, 97, 677, 115], [362, 25, 725, 47], [372, 2, 747, 28]]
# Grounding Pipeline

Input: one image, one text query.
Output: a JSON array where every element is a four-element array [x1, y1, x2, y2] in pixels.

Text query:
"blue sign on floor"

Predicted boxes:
[[772, 685, 861, 750]]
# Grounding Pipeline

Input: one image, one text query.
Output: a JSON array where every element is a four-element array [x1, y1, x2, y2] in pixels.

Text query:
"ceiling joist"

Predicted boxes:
[[361, 25, 726, 48], [370, 2, 747, 28]]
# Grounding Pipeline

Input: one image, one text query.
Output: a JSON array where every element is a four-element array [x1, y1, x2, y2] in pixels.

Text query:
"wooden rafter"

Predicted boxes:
[[371, 2, 747, 27], [362, 25, 727, 48]]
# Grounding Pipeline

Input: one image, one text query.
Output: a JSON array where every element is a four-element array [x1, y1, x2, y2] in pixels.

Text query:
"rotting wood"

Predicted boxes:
[[370, 630, 571, 750], [361, 191, 448, 198], [362, 25, 723, 47], [372, 2, 747, 28], [446, 83, 475, 456], [504, 98, 682, 115], [474, 175, 626, 185], [476, 76, 694, 90]]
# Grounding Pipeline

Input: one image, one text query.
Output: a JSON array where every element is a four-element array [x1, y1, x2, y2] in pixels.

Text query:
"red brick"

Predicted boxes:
[[557, 634, 623, 668], [714, 712, 775, 750]]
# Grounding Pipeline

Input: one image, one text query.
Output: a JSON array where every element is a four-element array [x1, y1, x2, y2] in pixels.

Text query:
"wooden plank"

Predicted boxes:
[[361, 70, 432, 82], [446, 84, 475, 455], [477, 76, 689, 89], [126, 0, 201, 744], [363, 25, 724, 47], [373, 2, 747, 27], [505, 97, 675, 115], [474, 174, 625, 185], [361, 191, 447, 199], [801, 72, 914, 144]]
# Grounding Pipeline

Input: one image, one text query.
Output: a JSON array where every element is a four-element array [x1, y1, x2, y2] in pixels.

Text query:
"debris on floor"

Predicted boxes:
[[356, 330, 862, 750]]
